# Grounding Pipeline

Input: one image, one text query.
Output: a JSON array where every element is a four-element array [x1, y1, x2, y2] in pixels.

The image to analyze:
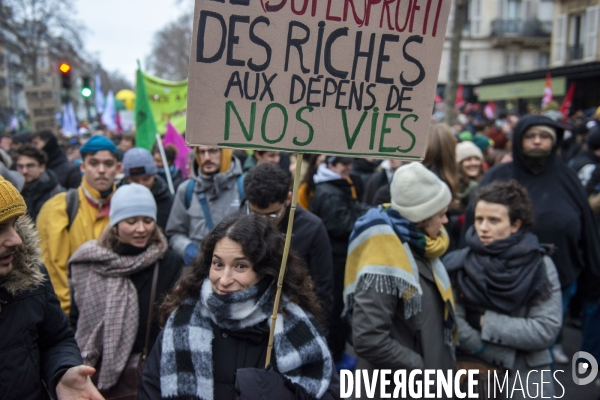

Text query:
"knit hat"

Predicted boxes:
[[0, 176, 26, 224], [122, 148, 157, 177], [109, 183, 157, 227], [458, 131, 473, 142], [80, 135, 118, 155], [587, 127, 600, 151], [390, 162, 452, 223], [456, 141, 484, 164], [472, 135, 491, 152], [528, 125, 557, 143]]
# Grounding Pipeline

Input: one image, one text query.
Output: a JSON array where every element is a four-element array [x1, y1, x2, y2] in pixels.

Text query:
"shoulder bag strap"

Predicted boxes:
[[143, 262, 160, 357], [197, 192, 214, 230]]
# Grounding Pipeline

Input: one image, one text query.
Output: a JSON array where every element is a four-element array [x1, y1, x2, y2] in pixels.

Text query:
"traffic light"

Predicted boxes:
[[59, 63, 72, 89], [81, 76, 92, 98]]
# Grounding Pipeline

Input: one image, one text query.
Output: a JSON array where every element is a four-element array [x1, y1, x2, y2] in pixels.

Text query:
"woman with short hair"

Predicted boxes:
[[444, 180, 562, 398]]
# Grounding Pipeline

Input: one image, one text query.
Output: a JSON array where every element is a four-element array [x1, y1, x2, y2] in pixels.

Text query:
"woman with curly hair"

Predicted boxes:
[[140, 213, 338, 400], [444, 180, 562, 398]]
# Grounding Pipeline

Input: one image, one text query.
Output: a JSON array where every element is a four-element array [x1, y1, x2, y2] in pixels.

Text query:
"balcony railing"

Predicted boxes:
[[491, 19, 552, 37], [569, 44, 584, 61]]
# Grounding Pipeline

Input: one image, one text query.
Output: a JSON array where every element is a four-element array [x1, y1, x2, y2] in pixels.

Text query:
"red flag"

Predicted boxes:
[[541, 73, 553, 108], [434, 93, 443, 103], [484, 101, 497, 119], [559, 82, 576, 121], [455, 85, 465, 109]]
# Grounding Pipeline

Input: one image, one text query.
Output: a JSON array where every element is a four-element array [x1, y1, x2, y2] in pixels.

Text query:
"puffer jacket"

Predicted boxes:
[[0, 216, 82, 400], [37, 177, 114, 314], [166, 156, 243, 259]]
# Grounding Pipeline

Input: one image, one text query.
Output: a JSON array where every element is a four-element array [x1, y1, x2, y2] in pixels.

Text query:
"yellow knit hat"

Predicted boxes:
[[0, 176, 26, 223]]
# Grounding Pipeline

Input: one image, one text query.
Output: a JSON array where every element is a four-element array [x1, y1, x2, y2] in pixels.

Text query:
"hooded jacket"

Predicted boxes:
[[464, 115, 600, 298], [42, 136, 81, 190], [37, 177, 115, 314], [165, 154, 243, 259], [21, 170, 63, 222], [0, 216, 82, 400]]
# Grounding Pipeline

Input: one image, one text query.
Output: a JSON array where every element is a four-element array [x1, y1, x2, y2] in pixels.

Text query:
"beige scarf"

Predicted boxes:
[[68, 230, 167, 389]]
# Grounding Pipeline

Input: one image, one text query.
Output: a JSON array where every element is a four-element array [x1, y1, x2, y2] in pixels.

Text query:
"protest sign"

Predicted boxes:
[[142, 72, 188, 135], [186, 0, 451, 159], [24, 86, 57, 133]]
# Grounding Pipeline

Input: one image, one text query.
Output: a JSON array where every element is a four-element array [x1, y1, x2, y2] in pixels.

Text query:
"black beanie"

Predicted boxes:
[[587, 126, 600, 151]]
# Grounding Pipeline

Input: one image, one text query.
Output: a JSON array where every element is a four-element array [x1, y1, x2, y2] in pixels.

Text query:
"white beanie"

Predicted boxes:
[[390, 162, 452, 223], [456, 141, 484, 164], [109, 183, 157, 227]]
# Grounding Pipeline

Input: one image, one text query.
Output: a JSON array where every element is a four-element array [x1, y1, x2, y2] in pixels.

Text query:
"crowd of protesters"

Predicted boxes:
[[1, 103, 600, 399]]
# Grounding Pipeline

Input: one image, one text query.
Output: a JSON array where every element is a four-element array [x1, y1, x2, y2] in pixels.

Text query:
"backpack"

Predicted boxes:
[[65, 188, 79, 231], [183, 175, 245, 231]]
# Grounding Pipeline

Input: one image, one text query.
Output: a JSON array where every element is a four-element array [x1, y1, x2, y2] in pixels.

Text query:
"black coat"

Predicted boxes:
[[0, 266, 82, 400], [279, 206, 334, 317], [463, 115, 600, 299], [70, 247, 183, 355], [151, 175, 175, 231], [21, 170, 63, 222], [140, 324, 341, 400], [44, 143, 81, 190], [363, 170, 390, 205]]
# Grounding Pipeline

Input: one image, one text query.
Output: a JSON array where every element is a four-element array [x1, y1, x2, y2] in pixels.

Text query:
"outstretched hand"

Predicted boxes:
[[56, 365, 104, 400]]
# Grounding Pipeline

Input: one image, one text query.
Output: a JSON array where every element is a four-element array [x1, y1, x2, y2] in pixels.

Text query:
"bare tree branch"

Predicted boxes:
[[145, 12, 193, 81]]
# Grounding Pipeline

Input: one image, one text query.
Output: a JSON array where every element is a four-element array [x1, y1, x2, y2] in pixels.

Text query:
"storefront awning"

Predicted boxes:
[[478, 76, 566, 101]]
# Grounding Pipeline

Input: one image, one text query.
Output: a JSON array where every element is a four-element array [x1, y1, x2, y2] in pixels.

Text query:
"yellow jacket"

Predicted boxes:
[[37, 178, 113, 314]]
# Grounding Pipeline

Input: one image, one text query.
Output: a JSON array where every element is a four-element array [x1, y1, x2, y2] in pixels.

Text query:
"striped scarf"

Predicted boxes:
[[160, 277, 332, 399], [344, 205, 457, 347]]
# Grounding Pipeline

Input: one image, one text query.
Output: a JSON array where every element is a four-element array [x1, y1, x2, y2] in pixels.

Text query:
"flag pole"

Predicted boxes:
[[265, 152, 304, 368], [155, 133, 175, 194]]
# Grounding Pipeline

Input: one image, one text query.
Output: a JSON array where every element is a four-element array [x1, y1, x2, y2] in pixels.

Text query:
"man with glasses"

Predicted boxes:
[[16, 144, 63, 221], [166, 146, 244, 266], [243, 163, 333, 318]]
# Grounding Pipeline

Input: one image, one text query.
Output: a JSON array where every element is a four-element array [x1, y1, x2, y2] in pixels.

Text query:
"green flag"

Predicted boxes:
[[135, 68, 158, 150], [142, 73, 187, 135]]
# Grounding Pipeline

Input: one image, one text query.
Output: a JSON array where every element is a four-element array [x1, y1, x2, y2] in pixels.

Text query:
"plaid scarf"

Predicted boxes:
[[344, 206, 457, 347], [160, 277, 332, 399], [68, 231, 168, 389]]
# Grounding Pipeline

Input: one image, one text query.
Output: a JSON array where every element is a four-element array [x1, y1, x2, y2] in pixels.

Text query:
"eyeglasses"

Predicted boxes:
[[246, 202, 286, 220]]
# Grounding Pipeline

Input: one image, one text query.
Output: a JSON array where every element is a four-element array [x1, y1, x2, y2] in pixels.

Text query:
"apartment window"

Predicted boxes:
[[569, 13, 585, 61], [538, 52, 550, 68], [505, 51, 519, 73], [460, 52, 470, 82]]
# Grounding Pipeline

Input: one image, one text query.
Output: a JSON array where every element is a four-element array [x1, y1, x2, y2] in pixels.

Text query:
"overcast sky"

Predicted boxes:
[[76, 0, 191, 82]]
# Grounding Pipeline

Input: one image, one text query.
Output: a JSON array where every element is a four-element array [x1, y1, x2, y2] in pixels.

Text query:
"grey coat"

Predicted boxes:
[[352, 254, 455, 400], [165, 158, 243, 258], [455, 256, 562, 399]]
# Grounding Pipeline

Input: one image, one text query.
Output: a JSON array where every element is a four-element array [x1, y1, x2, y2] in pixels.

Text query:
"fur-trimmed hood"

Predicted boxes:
[[0, 214, 45, 295]]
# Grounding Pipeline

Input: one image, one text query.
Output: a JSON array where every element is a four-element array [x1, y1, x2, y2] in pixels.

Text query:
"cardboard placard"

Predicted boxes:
[[187, 0, 451, 160], [25, 86, 57, 133]]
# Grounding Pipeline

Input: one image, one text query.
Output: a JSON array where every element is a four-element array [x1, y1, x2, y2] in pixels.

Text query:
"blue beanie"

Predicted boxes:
[[80, 135, 118, 155]]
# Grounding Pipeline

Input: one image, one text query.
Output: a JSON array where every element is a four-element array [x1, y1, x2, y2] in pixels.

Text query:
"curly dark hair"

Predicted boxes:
[[474, 180, 534, 228], [159, 214, 321, 327], [17, 144, 47, 166], [244, 163, 290, 208]]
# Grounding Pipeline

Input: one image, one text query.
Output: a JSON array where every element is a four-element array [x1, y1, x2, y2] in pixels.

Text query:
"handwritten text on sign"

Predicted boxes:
[[187, 0, 451, 159]]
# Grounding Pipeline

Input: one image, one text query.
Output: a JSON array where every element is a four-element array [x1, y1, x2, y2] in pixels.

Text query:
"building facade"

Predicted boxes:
[[437, 0, 554, 102]]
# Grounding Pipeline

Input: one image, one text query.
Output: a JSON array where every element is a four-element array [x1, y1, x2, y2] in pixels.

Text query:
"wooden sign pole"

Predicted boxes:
[[265, 152, 304, 368]]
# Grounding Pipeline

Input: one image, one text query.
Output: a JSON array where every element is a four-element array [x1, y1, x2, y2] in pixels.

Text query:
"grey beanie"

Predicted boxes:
[[122, 148, 157, 177], [390, 162, 452, 223], [109, 183, 157, 227]]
